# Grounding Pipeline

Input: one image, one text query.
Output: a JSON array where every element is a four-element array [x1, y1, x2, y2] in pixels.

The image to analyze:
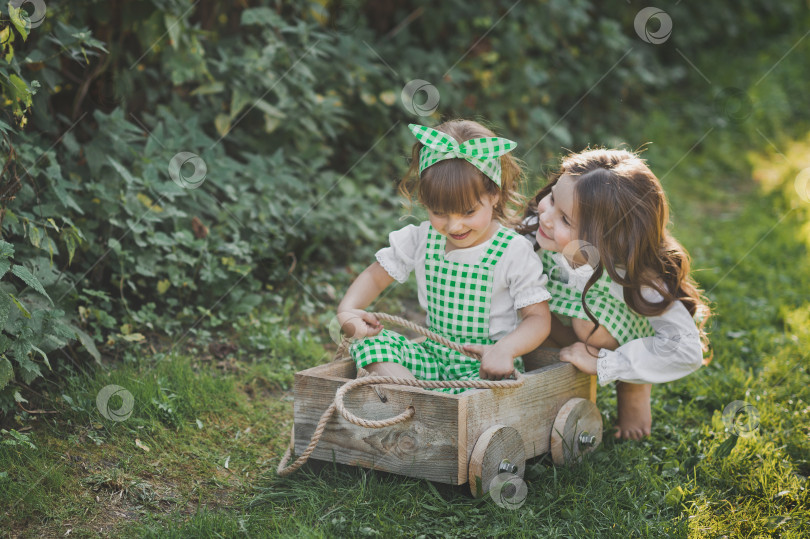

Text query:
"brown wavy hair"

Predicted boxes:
[[517, 148, 712, 359], [399, 119, 526, 226]]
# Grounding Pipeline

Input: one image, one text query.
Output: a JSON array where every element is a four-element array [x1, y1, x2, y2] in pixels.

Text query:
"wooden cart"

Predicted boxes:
[[292, 348, 603, 497]]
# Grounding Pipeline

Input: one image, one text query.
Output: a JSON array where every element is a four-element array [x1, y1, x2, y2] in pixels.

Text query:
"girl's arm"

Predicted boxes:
[[498, 301, 552, 357], [561, 299, 703, 384], [559, 319, 619, 375], [464, 301, 552, 379], [337, 262, 395, 339]]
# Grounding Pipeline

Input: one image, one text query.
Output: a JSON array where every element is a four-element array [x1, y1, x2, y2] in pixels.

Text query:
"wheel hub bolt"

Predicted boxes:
[[578, 432, 596, 447], [498, 459, 518, 474]]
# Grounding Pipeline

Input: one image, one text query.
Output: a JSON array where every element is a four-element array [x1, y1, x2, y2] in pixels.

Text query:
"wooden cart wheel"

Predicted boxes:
[[550, 397, 602, 466], [468, 425, 525, 498]]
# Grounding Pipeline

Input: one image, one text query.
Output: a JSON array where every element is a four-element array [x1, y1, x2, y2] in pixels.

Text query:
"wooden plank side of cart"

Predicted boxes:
[[458, 348, 596, 484], [293, 359, 464, 484]]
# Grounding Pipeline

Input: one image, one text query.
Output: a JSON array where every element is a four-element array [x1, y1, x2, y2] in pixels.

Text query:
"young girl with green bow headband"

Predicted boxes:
[[337, 120, 552, 387]]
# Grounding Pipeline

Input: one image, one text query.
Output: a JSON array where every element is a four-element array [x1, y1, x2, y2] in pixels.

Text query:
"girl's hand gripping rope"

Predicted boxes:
[[338, 309, 383, 341]]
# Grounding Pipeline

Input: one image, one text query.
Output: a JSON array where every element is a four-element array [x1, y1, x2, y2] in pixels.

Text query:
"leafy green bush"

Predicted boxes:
[[1, 5, 105, 411], [1, 0, 807, 413]]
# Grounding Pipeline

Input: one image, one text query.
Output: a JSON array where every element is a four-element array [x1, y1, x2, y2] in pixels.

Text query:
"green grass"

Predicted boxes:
[[3, 25, 810, 539]]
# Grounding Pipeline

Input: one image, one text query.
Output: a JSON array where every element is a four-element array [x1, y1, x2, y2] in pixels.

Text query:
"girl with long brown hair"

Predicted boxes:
[[338, 120, 551, 390], [519, 148, 711, 439]]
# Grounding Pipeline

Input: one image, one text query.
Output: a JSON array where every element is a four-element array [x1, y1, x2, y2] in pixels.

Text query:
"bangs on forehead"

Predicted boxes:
[[418, 159, 491, 214]]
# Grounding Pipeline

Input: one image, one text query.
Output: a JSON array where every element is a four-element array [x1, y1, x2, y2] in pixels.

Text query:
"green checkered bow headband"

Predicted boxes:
[[408, 124, 517, 187]]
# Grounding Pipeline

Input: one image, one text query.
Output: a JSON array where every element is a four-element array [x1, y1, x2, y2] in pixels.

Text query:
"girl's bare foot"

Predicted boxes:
[[615, 382, 652, 440]]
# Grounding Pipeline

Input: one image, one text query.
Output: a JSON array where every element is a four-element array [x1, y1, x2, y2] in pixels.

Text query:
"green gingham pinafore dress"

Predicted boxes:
[[352, 225, 518, 394], [541, 250, 655, 345]]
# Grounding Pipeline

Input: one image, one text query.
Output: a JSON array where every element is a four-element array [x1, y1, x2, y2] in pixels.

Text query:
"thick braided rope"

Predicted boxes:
[[333, 372, 523, 429], [276, 313, 523, 476], [277, 401, 337, 476], [368, 312, 481, 358]]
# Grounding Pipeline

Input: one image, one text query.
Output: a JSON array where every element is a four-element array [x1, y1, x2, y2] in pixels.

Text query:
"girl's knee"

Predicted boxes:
[[365, 361, 415, 378]]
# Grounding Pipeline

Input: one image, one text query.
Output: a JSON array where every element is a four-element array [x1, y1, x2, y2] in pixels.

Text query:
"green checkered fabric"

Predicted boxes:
[[351, 225, 519, 394], [408, 124, 517, 186], [425, 226, 512, 341], [353, 330, 489, 394], [541, 250, 655, 346]]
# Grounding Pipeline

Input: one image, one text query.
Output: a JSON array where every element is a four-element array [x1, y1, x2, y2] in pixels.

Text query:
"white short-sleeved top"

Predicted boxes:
[[376, 221, 551, 341]]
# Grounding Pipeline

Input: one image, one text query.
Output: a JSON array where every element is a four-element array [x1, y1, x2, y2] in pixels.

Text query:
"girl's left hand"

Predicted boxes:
[[463, 343, 515, 380], [559, 342, 599, 375]]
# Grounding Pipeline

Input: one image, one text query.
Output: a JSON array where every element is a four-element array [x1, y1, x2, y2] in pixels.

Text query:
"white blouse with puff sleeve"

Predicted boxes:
[[375, 221, 551, 341]]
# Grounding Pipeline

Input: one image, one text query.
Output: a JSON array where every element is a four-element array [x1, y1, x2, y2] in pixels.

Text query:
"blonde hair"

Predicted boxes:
[[398, 119, 526, 226]]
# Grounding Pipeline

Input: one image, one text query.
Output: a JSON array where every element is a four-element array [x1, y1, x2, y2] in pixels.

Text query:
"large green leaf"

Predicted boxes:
[[9, 294, 30, 318], [165, 13, 181, 51], [31, 345, 51, 370], [15, 355, 41, 384], [4, 74, 33, 108], [8, 5, 29, 40], [0, 240, 13, 258], [0, 358, 12, 390], [11, 265, 53, 305], [67, 324, 101, 364], [0, 293, 12, 328], [51, 180, 84, 214], [107, 156, 139, 186]]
